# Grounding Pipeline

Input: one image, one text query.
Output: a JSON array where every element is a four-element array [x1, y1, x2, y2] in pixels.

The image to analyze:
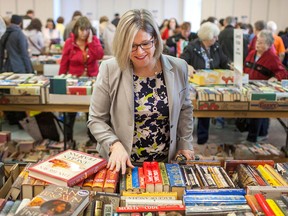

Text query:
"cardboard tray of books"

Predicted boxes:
[[249, 100, 288, 111], [197, 101, 249, 111]]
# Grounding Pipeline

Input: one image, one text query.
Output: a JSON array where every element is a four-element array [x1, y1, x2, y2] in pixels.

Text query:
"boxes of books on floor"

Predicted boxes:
[[234, 142, 285, 160], [190, 69, 235, 85], [193, 143, 234, 160], [0, 73, 49, 104], [47, 74, 95, 104]]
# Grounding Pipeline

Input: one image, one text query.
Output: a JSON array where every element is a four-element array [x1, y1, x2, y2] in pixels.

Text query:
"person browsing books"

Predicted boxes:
[[59, 16, 104, 143], [87, 9, 194, 174], [243, 30, 288, 143]]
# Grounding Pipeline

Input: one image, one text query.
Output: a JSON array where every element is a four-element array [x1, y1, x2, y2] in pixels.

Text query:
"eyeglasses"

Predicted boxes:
[[131, 40, 155, 52]]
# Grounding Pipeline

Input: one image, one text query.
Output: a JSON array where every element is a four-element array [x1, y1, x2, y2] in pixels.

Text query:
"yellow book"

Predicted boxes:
[[126, 167, 133, 192], [159, 162, 170, 192], [122, 191, 177, 199], [264, 164, 288, 186], [266, 199, 285, 216], [257, 165, 281, 186]]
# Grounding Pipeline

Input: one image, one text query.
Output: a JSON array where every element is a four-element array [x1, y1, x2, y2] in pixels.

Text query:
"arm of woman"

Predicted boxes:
[[87, 61, 133, 174], [175, 61, 194, 160], [271, 56, 288, 80], [87, 35, 104, 61], [58, 40, 71, 74]]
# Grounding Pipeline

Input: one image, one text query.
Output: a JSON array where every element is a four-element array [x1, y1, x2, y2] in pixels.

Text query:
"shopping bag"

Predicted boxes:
[[20, 116, 43, 141]]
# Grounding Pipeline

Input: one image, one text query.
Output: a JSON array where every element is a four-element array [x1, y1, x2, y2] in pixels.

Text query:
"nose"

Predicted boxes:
[[135, 46, 145, 54]]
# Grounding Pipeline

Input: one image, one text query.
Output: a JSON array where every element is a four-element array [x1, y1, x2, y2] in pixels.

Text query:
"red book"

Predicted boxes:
[[254, 193, 276, 216], [92, 168, 107, 192], [138, 167, 145, 191], [117, 205, 186, 213], [245, 194, 264, 215], [103, 169, 119, 193], [151, 161, 163, 192], [143, 162, 154, 192], [28, 150, 107, 187]]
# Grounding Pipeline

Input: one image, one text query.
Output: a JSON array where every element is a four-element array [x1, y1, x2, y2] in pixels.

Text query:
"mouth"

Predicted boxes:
[[134, 55, 147, 60]]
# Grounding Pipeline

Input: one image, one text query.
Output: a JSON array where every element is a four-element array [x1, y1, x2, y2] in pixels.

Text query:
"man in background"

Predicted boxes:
[[111, 13, 120, 27]]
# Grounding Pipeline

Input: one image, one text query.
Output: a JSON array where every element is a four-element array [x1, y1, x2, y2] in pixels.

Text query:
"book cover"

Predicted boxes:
[[103, 169, 119, 193], [15, 185, 89, 216], [126, 168, 133, 192], [266, 199, 285, 216], [132, 167, 140, 192], [165, 163, 185, 200], [116, 205, 185, 213], [254, 193, 276, 216], [28, 150, 107, 187], [158, 162, 169, 192], [138, 167, 145, 192], [143, 162, 154, 193], [95, 192, 121, 213], [92, 168, 107, 192], [150, 162, 163, 192], [245, 194, 265, 215]]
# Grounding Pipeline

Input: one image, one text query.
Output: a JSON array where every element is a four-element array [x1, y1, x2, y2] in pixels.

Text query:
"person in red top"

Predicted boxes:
[[244, 30, 288, 143], [59, 16, 104, 77], [59, 16, 104, 143]]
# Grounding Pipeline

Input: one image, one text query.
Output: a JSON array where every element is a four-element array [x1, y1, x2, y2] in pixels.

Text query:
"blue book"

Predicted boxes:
[[185, 200, 247, 206], [131, 167, 140, 189], [184, 195, 246, 202], [185, 188, 246, 196], [165, 163, 185, 187]]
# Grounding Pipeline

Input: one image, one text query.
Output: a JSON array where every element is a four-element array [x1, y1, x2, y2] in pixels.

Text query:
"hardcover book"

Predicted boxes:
[[15, 185, 89, 216], [28, 150, 107, 187]]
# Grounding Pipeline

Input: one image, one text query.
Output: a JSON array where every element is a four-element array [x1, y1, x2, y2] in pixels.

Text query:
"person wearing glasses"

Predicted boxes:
[[88, 9, 194, 174]]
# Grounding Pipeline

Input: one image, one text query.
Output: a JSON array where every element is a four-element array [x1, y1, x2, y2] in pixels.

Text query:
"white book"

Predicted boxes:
[[125, 198, 182, 207]]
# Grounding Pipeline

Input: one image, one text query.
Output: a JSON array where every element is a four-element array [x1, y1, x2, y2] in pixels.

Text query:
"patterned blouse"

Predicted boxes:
[[131, 71, 170, 162]]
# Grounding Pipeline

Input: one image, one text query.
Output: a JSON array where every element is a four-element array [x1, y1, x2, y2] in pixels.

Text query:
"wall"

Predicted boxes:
[[201, 0, 288, 32]]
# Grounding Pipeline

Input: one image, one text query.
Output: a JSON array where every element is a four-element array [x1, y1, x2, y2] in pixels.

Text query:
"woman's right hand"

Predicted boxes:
[[107, 141, 134, 174]]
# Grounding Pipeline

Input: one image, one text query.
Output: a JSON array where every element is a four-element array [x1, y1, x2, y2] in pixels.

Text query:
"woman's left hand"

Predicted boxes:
[[268, 77, 277, 82], [176, 149, 195, 160], [87, 29, 93, 43]]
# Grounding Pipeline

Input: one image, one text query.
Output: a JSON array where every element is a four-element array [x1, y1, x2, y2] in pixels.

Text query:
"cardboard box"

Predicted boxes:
[[0, 95, 42, 104], [247, 186, 288, 199], [48, 94, 91, 105], [0, 163, 20, 199], [198, 101, 249, 110], [249, 101, 288, 111]]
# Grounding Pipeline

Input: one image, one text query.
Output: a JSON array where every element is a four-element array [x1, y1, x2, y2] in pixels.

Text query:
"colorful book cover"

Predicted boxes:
[[151, 162, 163, 192], [15, 185, 89, 216], [28, 150, 107, 187], [131, 167, 140, 191], [143, 162, 154, 193], [158, 162, 170, 192], [92, 168, 107, 192], [103, 169, 119, 193]]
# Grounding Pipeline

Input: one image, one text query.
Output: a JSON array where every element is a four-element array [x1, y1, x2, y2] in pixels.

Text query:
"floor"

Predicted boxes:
[[2, 113, 287, 158]]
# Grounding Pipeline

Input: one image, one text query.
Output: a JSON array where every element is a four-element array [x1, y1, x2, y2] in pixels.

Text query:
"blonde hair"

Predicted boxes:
[[113, 9, 163, 71], [197, 22, 220, 41]]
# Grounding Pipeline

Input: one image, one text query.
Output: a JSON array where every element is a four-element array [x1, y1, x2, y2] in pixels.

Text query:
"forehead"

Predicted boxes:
[[133, 30, 152, 43]]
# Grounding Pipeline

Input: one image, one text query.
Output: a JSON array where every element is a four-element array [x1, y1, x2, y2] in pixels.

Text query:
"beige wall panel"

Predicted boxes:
[[81, 0, 98, 20], [215, 0, 234, 20], [233, 0, 251, 23], [16, 0, 33, 15], [131, 0, 148, 10], [34, 0, 54, 26], [250, 0, 269, 24], [97, 0, 115, 21], [163, 0, 183, 23], [113, 0, 132, 17], [147, 0, 164, 25], [267, 0, 288, 32], [0, 0, 16, 17], [201, 0, 216, 21], [61, 0, 81, 24]]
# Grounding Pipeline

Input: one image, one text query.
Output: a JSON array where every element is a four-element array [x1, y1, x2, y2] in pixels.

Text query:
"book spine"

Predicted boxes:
[[264, 164, 288, 186], [275, 200, 288, 216], [281, 195, 288, 207], [143, 162, 154, 192], [82, 173, 95, 190], [180, 165, 191, 188], [131, 167, 140, 191], [257, 165, 281, 186], [212, 166, 229, 188], [254, 193, 276, 216], [119, 172, 126, 195], [151, 162, 163, 192], [158, 162, 169, 192], [165, 163, 185, 187], [245, 194, 265, 215], [92, 168, 107, 192], [218, 167, 236, 188], [122, 191, 177, 199], [126, 168, 133, 192], [195, 165, 209, 188], [116, 205, 185, 213], [138, 167, 145, 192], [201, 166, 217, 188], [266, 199, 285, 216], [186, 188, 246, 195], [207, 166, 223, 188], [103, 170, 119, 193], [188, 166, 201, 188], [184, 195, 246, 202], [246, 165, 267, 186]]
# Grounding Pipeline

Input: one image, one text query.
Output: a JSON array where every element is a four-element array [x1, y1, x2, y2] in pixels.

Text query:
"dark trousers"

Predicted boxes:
[[65, 112, 96, 142], [247, 118, 269, 142], [197, 117, 210, 144]]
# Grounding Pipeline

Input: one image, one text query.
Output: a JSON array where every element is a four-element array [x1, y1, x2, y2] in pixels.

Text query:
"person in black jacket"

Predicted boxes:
[[0, 14, 33, 73], [180, 21, 230, 144], [166, 22, 197, 57]]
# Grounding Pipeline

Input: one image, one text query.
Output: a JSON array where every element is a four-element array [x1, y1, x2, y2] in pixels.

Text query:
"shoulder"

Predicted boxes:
[[99, 57, 121, 74]]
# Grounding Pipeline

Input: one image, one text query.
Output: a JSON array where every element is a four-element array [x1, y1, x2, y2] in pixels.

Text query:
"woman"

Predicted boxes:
[[161, 18, 180, 41], [87, 9, 194, 174], [23, 18, 45, 56], [43, 18, 60, 49], [244, 30, 288, 142], [59, 16, 104, 142], [180, 21, 230, 145]]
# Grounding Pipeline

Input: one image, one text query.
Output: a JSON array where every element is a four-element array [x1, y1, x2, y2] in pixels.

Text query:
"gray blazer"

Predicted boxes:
[[87, 54, 193, 162]]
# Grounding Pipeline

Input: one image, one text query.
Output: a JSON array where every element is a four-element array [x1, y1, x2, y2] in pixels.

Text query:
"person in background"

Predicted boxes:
[[180, 21, 230, 145], [23, 10, 35, 20], [111, 13, 120, 27], [267, 21, 286, 62], [248, 20, 266, 53], [59, 16, 104, 143], [99, 16, 116, 55], [0, 16, 6, 39], [56, 16, 65, 43], [281, 27, 288, 68], [0, 15, 33, 73], [244, 30, 288, 143], [63, 10, 82, 41], [23, 18, 45, 56], [161, 18, 180, 41], [43, 18, 61, 49], [87, 9, 194, 174], [166, 22, 197, 57], [159, 19, 169, 35]]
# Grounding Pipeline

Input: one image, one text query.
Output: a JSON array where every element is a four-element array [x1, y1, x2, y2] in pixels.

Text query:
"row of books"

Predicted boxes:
[[190, 80, 288, 102]]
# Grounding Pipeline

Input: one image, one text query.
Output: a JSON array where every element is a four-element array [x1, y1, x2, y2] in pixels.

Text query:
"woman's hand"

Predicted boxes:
[[176, 149, 195, 160], [107, 141, 134, 174], [87, 29, 93, 43], [268, 77, 277, 82]]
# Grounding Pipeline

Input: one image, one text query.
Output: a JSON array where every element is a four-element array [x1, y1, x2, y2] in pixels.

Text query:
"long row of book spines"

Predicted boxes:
[[0, 198, 30, 215]]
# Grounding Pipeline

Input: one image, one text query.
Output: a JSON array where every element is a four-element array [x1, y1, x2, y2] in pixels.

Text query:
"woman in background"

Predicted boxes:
[[59, 16, 104, 142], [43, 18, 61, 50]]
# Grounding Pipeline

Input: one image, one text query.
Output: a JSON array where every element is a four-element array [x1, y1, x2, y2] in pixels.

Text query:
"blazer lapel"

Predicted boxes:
[[122, 67, 134, 112], [161, 55, 174, 120]]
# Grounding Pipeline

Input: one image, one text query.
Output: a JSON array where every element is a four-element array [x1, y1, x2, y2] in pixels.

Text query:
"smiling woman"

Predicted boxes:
[[87, 9, 194, 175]]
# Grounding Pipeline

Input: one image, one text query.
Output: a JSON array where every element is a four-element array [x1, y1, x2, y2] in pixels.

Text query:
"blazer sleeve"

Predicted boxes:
[[87, 61, 119, 149], [176, 60, 194, 151]]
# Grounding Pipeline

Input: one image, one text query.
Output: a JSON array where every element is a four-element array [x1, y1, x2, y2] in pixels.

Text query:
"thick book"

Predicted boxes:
[[117, 205, 185, 213], [165, 163, 185, 199], [15, 185, 89, 216], [28, 150, 107, 187], [185, 188, 246, 195], [254, 193, 276, 216]]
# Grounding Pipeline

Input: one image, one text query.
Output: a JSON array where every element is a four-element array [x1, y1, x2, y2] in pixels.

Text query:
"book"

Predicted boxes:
[[124, 199, 182, 207], [186, 188, 246, 195], [33, 179, 46, 196], [275, 200, 288, 216], [82, 174, 95, 190], [143, 162, 154, 192], [95, 192, 121, 213], [14, 199, 30, 215], [158, 162, 169, 192], [245, 194, 265, 215], [183, 195, 247, 206], [15, 185, 89, 216], [122, 191, 177, 200], [92, 168, 107, 192], [7, 200, 21, 216], [116, 205, 185, 213], [254, 193, 276, 216], [132, 167, 140, 192], [151, 162, 163, 192], [138, 167, 145, 192], [28, 150, 107, 187], [126, 167, 133, 192], [165, 163, 185, 199], [185, 205, 252, 215], [0, 200, 14, 215], [266, 199, 285, 216], [103, 169, 119, 193], [21, 174, 35, 199]]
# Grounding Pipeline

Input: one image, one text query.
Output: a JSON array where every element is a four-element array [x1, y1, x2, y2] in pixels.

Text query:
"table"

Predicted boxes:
[[0, 104, 287, 152]]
